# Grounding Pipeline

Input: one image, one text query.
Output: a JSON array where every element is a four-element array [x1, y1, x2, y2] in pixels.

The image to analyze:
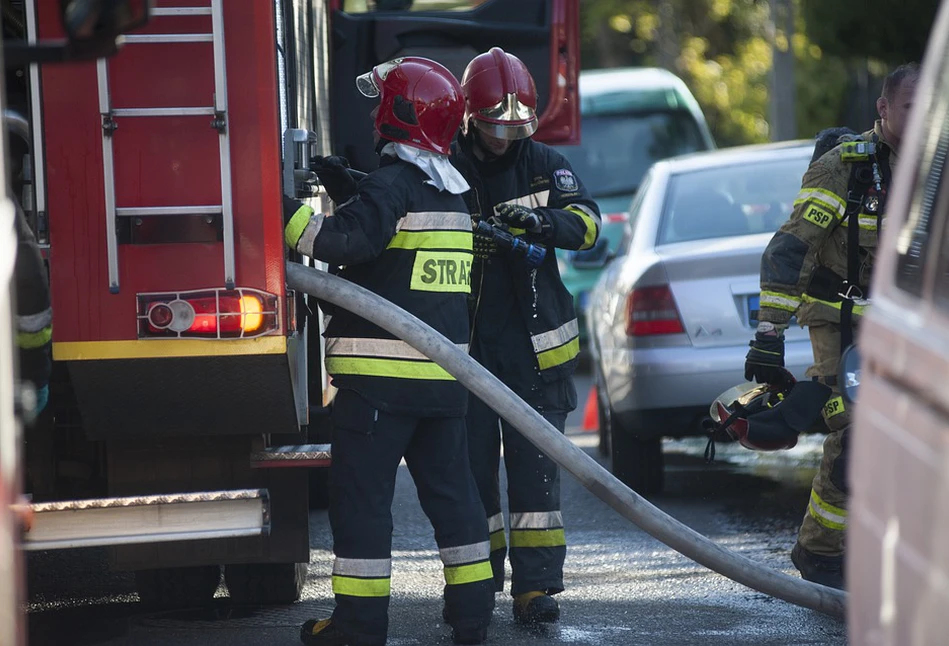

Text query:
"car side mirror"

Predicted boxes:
[[838, 344, 861, 405], [571, 237, 612, 270], [62, 0, 151, 58]]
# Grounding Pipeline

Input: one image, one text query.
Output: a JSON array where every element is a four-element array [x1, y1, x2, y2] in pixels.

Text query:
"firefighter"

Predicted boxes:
[[284, 57, 495, 646], [13, 198, 51, 419], [745, 63, 919, 590], [6, 111, 52, 420], [450, 47, 601, 624]]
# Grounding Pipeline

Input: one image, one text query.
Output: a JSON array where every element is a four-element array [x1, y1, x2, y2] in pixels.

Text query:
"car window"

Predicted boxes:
[[656, 153, 811, 245], [617, 169, 653, 256], [554, 110, 706, 199]]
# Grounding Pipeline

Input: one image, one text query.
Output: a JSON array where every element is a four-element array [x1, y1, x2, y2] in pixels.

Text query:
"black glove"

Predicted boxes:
[[311, 155, 358, 204], [495, 203, 546, 234], [744, 331, 789, 385]]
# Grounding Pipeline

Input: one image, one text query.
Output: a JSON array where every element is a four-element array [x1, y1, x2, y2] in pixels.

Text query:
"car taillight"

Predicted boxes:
[[625, 285, 684, 336], [605, 212, 629, 224], [137, 288, 279, 339]]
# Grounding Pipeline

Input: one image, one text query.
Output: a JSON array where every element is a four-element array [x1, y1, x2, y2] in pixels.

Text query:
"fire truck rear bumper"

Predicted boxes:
[[22, 488, 269, 551]]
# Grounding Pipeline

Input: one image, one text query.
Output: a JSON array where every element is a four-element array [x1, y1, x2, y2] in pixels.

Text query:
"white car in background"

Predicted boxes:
[[586, 140, 817, 494]]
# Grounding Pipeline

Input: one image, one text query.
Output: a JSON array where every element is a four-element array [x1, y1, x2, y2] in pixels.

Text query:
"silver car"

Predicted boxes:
[[585, 141, 817, 494]]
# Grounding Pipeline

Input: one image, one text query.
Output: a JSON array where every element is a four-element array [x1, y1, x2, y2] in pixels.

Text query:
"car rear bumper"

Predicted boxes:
[[602, 339, 814, 420]]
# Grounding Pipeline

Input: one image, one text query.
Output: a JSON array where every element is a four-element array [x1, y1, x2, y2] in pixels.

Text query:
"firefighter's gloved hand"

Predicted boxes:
[[496, 203, 547, 234], [744, 324, 788, 386], [312, 155, 358, 204]]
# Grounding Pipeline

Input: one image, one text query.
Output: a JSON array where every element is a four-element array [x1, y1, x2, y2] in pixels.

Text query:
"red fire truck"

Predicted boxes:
[[9, 0, 579, 610]]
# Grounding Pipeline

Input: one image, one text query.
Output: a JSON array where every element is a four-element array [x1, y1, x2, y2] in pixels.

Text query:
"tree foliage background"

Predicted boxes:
[[580, 0, 938, 147]]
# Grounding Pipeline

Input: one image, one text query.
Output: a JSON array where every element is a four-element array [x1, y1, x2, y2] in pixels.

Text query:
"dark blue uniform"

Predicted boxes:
[[451, 134, 601, 597], [288, 156, 494, 643]]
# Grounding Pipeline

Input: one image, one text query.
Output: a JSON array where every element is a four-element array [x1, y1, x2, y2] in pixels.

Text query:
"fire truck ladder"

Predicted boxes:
[[98, 1, 235, 293]]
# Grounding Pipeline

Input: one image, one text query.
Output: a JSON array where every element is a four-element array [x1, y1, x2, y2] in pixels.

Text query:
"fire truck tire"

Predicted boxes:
[[308, 468, 331, 510], [135, 566, 221, 609], [224, 562, 306, 605]]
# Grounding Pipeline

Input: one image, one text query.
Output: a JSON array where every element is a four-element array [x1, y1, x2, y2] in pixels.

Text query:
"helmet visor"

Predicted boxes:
[[355, 59, 404, 98], [470, 92, 538, 140]]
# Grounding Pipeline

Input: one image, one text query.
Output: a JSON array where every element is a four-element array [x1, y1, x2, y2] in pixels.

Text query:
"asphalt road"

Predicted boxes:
[[26, 370, 847, 645]]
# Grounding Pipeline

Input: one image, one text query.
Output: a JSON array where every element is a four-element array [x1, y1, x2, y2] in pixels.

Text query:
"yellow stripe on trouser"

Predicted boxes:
[[444, 561, 494, 586], [325, 356, 456, 380], [489, 529, 506, 551], [510, 528, 566, 548], [332, 575, 391, 597], [536, 337, 579, 370], [807, 490, 847, 531], [16, 326, 52, 349]]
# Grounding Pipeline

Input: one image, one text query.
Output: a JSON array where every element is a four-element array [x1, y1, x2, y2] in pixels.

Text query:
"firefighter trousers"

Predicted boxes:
[[466, 334, 575, 597], [326, 389, 495, 641], [799, 323, 851, 557]]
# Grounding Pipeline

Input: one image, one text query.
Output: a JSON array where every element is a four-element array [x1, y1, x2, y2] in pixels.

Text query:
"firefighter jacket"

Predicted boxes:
[[285, 156, 472, 417], [451, 134, 601, 382], [759, 122, 895, 332], [13, 198, 52, 392]]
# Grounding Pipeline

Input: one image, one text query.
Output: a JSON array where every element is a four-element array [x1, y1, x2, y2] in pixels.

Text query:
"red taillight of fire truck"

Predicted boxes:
[[137, 288, 278, 339]]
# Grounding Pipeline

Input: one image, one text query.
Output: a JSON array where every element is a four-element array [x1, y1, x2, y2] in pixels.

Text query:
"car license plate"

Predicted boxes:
[[747, 294, 759, 327]]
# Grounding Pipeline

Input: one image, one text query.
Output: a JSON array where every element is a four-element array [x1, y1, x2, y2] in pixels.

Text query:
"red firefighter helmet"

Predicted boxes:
[[706, 373, 831, 452], [355, 57, 464, 156], [461, 47, 538, 140]]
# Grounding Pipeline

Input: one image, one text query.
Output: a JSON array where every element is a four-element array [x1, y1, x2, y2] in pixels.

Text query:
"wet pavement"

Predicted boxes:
[[26, 374, 848, 645]]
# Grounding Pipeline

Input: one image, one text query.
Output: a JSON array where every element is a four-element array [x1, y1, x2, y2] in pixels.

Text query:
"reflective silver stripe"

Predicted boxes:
[[17, 307, 52, 333], [296, 213, 326, 255], [397, 211, 471, 232], [487, 513, 505, 533], [326, 337, 468, 359], [510, 511, 563, 530], [530, 319, 579, 354], [333, 557, 392, 578], [440, 541, 491, 566], [496, 190, 550, 212], [760, 293, 801, 310]]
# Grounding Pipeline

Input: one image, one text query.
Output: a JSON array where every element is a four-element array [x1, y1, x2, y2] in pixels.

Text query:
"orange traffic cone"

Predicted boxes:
[[582, 386, 598, 432]]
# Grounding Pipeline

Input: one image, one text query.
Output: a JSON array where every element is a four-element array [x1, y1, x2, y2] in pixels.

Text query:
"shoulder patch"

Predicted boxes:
[[553, 168, 578, 192]]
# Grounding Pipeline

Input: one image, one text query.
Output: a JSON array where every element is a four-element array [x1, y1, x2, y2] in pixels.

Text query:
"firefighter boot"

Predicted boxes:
[[513, 591, 560, 624], [791, 542, 844, 590], [442, 603, 488, 644], [300, 619, 386, 646]]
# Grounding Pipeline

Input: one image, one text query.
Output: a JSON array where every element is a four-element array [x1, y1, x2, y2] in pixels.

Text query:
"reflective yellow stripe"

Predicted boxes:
[[807, 490, 847, 531], [444, 561, 494, 586], [760, 291, 800, 313], [410, 251, 472, 293], [332, 575, 391, 597], [536, 337, 579, 370], [325, 356, 455, 380], [16, 326, 51, 349], [284, 204, 315, 248], [566, 205, 599, 250], [531, 319, 579, 353], [489, 530, 506, 552], [840, 215, 879, 230], [823, 396, 846, 419], [510, 528, 566, 548], [387, 230, 472, 251], [800, 294, 869, 316], [53, 337, 287, 360], [794, 188, 846, 217]]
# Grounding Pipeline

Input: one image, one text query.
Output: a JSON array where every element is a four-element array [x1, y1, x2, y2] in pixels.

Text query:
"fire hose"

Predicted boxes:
[[286, 262, 847, 619]]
